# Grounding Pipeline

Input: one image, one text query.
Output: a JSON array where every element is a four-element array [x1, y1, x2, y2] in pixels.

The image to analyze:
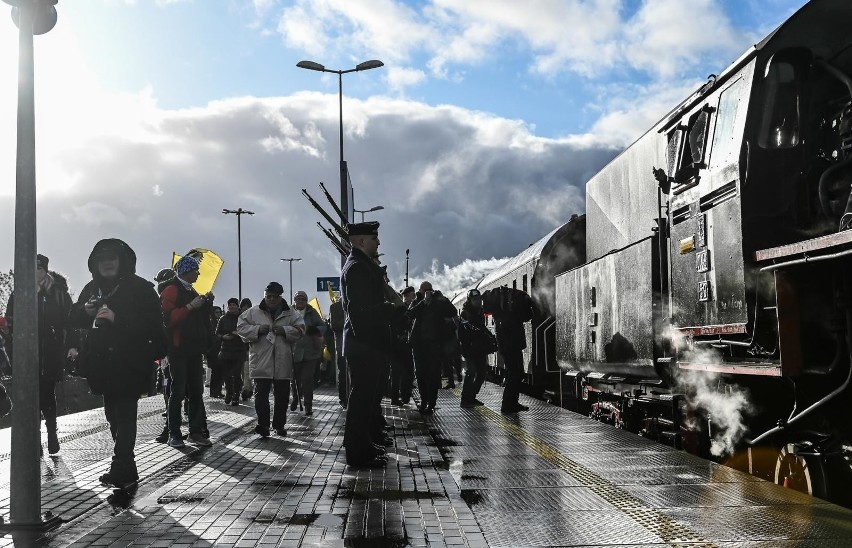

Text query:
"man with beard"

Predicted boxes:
[[70, 239, 164, 489], [341, 221, 403, 467]]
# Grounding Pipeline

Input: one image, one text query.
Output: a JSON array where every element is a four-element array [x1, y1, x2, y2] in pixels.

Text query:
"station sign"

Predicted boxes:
[[317, 277, 341, 292]]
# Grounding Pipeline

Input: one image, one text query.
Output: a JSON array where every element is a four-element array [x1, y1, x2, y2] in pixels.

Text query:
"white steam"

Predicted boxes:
[[667, 325, 754, 458], [397, 257, 510, 300]]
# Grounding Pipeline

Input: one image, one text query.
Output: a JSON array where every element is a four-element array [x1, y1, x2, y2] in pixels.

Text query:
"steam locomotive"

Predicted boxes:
[[452, 0, 852, 505]]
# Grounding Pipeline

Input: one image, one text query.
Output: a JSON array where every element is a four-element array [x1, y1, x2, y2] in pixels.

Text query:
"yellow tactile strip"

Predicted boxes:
[[472, 402, 718, 547]]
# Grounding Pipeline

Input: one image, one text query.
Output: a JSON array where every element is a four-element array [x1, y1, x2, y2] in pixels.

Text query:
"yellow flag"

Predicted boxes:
[[309, 297, 323, 318], [172, 249, 224, 295]]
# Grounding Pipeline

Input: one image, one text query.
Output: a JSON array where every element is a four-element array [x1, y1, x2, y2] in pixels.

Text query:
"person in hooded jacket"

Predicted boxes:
[[69, 239, 163, 488], [291, 290, 325, 416], [236, 282, 304, 438], [6, 253, 73, 455]]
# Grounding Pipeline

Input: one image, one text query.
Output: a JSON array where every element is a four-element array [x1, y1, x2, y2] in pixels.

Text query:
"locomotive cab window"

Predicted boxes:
[[668, 106, 714, 190], [758, 48, 809, 149]]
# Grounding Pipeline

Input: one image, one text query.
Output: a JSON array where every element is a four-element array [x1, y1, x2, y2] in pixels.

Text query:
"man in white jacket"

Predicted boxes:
[[237, 282, 304, 438]]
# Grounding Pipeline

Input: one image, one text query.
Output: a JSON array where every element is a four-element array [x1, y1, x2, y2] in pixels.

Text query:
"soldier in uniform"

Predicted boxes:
[[341, 221, 401, 467]]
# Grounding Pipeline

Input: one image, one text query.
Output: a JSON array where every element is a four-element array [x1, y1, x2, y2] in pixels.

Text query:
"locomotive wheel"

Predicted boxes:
[[773, 442, 829, 498]]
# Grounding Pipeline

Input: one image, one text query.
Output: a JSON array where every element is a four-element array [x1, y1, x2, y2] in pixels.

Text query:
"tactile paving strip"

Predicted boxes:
[[436, 387, 718, 545]]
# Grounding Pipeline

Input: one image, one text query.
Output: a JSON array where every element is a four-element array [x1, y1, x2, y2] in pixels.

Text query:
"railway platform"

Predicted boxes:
[[1, 383, 851, 547]]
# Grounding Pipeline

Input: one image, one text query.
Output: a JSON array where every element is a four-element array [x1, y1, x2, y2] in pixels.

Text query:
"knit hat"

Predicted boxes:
[[293, 290, 308, 300], [175, 256, 200, 276], [37, 254, 49, 271], [265, 282, 284, 295]]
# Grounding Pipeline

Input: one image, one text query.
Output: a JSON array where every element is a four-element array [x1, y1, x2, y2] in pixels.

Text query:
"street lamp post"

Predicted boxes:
[[352, 205, 384, 222], [222, 208, 254, 301], [280, 258, 301, 303], [3, 0, 60, 532], [296, 58, 384, 264], [405, 249, 410, 288]]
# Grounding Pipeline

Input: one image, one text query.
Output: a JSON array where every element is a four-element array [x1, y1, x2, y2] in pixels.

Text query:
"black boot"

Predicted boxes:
[[46, 418, 60, 455]]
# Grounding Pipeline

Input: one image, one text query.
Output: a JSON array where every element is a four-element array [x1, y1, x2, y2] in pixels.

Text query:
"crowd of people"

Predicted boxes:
[[0, 223, 535, 477]]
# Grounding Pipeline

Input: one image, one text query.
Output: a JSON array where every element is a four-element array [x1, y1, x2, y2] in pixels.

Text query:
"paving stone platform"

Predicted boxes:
[[0, 382, 851, 547]]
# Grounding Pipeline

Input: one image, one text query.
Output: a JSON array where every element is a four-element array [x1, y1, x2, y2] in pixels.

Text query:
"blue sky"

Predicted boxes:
[[0, 0, 809, 309]]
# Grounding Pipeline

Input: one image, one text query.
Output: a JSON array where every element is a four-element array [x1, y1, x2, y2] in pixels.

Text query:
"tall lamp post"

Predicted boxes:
[[3, 0, 61, 533], [405, 248, 410, 288], [280, 258, 301, 303], [296, 58, 384, 263], [353, 205, 384, 222], [222, 208, 254, 301]]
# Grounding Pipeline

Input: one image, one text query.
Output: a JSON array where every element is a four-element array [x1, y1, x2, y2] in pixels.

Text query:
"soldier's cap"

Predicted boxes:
[[467, 288, 482, 299], [347, 221, 379, 236], [37, 254, 49, 271], [265, 281, 284, 295]]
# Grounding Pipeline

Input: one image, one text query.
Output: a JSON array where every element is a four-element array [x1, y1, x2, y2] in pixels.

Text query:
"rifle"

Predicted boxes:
[[302, 189, 349, 240], [316, 222, 349, 257], [319, 181, 347, 223], [303, 184, 404, 306]]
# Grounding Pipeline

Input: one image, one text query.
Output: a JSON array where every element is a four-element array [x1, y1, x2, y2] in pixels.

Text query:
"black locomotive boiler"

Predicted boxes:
[[454, 0, 852, 505]]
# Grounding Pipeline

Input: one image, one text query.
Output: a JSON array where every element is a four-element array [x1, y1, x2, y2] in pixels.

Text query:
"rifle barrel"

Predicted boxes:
[[319, 182, 347, 223]]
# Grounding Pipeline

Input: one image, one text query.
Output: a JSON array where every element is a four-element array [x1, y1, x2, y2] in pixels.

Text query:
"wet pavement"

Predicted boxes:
[[1, 383, 851, 546]]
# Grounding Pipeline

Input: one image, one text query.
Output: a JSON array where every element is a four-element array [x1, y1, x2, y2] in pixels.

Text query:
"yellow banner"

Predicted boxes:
[[327, 281, 338, 304], [172, 249, 224, 295], [309, 297, 323, 319]]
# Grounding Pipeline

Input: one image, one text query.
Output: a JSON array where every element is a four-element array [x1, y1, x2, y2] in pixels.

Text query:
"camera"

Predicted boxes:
[[88, 296, 110, 329]]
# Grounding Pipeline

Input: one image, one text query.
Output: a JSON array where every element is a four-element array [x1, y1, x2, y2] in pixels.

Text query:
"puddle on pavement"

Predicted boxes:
[[344, 539, 410, 548], [286, 513, 345, 528], [460, 489, 484, 506], [335, 488, 446, 501]]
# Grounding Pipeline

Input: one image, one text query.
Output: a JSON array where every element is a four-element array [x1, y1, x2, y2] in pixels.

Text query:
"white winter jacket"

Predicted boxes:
[[236, 303, 305, 380]]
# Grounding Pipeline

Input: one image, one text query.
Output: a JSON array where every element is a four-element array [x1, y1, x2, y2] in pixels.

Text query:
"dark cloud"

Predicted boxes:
[[0, 94, 619, 310]]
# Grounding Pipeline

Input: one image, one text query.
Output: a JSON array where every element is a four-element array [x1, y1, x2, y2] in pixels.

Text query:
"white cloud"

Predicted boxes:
[[272, 0, 745, 85], [0, 86, 619, 309], [385, 66, 427, 93], [623, 0, 745, 77]]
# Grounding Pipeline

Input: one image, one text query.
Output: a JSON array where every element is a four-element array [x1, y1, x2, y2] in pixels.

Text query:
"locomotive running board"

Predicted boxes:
[[755, 229, 852, 261], [677, 362, 781, 376]]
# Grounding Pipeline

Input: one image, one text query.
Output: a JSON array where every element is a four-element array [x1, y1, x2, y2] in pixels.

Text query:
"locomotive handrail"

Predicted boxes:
[[542, 318, 559, 373], [534, 315, 554, 371], [749, 359, 851, 446], [760, 247, 852, 272]]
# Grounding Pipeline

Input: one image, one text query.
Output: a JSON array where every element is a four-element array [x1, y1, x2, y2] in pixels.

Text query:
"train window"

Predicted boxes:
[[522, 274, 528, 293], [512, 279, 517, 289], [669, 106, 714, 189], [710, 78, 746, 169], [758, 48, 809, 149]]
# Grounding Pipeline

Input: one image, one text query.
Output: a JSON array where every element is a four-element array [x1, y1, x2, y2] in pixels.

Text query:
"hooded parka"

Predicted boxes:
[[69, 239, 163, 397], [236, 300, 304, 380]]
